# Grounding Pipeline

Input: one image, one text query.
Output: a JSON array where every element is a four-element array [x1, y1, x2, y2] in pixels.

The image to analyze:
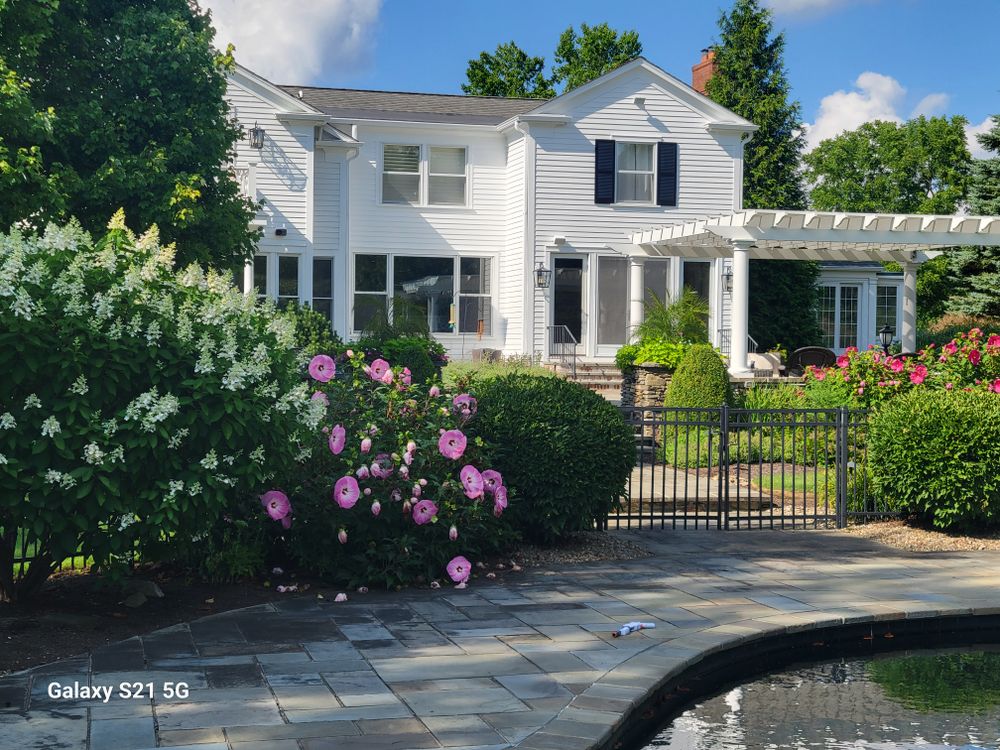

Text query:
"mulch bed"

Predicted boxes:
[[844, 519, 1000, 552]]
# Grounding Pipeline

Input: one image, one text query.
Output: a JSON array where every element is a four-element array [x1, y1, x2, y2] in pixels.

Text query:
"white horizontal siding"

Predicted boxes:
[[313, 151, 341, 252], [226, 79, 312, 250], [501, 135, 526, 354]]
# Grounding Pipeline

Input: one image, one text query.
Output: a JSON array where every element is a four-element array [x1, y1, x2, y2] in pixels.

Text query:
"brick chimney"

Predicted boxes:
[[692, 48, 717, 95]]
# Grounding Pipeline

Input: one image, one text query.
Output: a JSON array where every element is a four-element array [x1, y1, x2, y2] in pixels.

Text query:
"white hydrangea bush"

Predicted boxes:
[[0, 213, 322, 600]]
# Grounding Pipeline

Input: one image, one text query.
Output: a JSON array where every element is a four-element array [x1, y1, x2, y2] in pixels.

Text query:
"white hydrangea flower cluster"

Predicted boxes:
[[0, 412, 15, 429], [44, 469, 76, 489], [82, 442, 105, 465], [68, 375, 89, 396], [117, 513, 139, 531], [123, 389, 180, 432], [200, 450, 219, 470], [41, 416, 61, 437]]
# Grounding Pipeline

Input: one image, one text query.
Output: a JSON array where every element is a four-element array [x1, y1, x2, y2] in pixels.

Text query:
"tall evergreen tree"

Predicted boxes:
[[948, 114, 1000, 316], [705, 0, 820, 350], [462, 42, 554, 99]]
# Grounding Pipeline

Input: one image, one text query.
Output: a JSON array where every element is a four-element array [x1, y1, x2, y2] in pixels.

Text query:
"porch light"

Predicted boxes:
[[722, 265, 733, 294], [248, 122, 265, 150], [534, 262, 552, 289], [878, 325, 894, 355]]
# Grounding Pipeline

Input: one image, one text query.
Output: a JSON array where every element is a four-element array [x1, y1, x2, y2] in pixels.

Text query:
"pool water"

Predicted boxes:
[[642, 648, 1000, 750]]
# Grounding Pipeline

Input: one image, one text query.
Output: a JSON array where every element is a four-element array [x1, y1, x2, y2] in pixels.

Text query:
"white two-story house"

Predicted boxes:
[[226, 56, 906, 365]]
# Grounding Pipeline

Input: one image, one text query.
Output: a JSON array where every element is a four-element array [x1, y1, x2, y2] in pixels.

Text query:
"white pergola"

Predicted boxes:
[[629, 209, 1000, 374]]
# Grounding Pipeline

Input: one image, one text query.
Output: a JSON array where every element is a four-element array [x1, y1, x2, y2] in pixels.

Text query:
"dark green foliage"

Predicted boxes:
[[705, 0, 821, 350], [472, 375, 635, 543], [665, 345, 732, 408], [948, 114, 1000, 317], [869, 389, 1000, 529], [552, 22, 641, 91], [359, 295, 431, 341], [281, 302, 342, 358], [0, 0, 258, 268], [868, 651, 1000, 713], [377, 337, 437, 385], [633, 289, 709, 344], [462, 41, 554, 98]]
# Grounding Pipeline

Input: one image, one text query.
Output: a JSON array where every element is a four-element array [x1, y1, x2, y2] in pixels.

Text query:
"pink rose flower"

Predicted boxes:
[[987, 334, 1000, 350], [889, 358, 905, 373], [944, 341, 958, 356], [370, 358, 390, 381], [969, 349, 982, 365], [438, 429, 467, 460], [308, 355, 336, 382], [836, 355, 850, 368], [401, 367, 412, 386], [402, 451, 413, 466], [328, 425, 346, 455], [909, 364, 928, 385], [991, 379, 1000, 394], [482, 469, 503, 495], [412, 483, 421, 497], [447, 555, 472, 583], [371, 453, 394, 479], [412, 499, 438, 525], [260, 490, 291, 521], [333, 476, 360, 509], [380, 369, 394, 385]]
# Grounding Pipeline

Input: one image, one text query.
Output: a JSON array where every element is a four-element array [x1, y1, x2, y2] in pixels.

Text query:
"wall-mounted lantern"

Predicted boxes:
[[248, 122, 265, 150], [534, 262, 552, 289], [722, 263, 734, 294]]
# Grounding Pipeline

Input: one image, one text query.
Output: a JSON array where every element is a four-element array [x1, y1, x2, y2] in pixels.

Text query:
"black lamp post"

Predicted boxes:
[[534, 262, 551, 289], [248, 122, 265, 150], [878, 325, 894, 355]]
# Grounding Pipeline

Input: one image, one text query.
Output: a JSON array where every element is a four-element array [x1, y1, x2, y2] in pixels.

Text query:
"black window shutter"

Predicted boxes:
[[656, 142, 679, 207], [594, 139, 615, 204]]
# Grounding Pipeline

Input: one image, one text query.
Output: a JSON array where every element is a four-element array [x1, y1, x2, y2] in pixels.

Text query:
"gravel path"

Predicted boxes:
[[844, 519, 1000, 552]]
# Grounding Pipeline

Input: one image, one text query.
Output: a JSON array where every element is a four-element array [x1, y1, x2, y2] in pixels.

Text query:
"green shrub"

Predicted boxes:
[[442, 357, 552, 391], [665, 344, 732, 408], [736, 383, 805, 411], [918, 313, 1000, 349], [614, 344, 641, 374], [633, 289, 709, 344], [280, 301, 342, 358], [632, 339, 690, 372], [377, 337, 437, 384], [0, 217, 321, 601], [869, 389, 1000, 529], [471, 375, 634, 543]]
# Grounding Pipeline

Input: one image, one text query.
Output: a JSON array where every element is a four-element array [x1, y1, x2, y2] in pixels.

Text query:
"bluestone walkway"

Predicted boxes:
[[3, 530, 1000, 750]]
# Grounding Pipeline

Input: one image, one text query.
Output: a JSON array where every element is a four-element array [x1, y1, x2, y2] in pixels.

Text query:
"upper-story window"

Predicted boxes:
[[381, 144, 468, 207], [616, 143, 654, 203]]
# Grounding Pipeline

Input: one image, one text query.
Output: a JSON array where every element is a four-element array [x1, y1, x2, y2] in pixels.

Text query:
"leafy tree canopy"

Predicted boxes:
[[462, 41, 554, 99], [553, 22, 642, 92], [706, 0, 819, 350], [0, 0, 258, 268]]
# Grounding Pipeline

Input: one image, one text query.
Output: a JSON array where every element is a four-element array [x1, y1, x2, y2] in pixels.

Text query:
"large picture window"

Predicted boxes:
[[616, 142, 654, 203], [382, 145, 421, 205], [352, 255, 493, 335], [429, 147, 467, 206]]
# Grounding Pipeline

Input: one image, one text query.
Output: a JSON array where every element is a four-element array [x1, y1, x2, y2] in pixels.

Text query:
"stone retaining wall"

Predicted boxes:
[[620, 364, 673, 408]]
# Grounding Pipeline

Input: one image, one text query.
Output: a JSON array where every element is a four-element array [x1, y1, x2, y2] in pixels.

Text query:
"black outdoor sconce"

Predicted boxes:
[[534, 262, 552, 289], [878, 324, 894, 355], [248, 122, 265, 150]]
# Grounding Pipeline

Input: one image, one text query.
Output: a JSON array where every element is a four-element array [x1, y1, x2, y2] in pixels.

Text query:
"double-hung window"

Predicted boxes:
[[382, 145, 468, 206], [353, 254, 389, 331], [876, 285, 898, 337], [615, 143, 654, 203], [312, 258, 334, 322], [458, 258, 491, 334], [382, 145, 421, 205]]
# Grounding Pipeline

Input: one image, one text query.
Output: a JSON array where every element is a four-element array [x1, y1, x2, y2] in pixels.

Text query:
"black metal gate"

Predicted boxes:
[[612, 406, 894, 530]]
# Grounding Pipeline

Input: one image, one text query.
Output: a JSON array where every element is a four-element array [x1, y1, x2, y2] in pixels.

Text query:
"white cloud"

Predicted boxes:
[[910, 92, 950, 118], [804, 72, 907, 149], [965, 117, 993, 159], [203, 0, 382, 84]]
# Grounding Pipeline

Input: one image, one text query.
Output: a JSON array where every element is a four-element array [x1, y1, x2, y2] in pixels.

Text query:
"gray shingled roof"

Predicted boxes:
[[279, 85, 545, 125]]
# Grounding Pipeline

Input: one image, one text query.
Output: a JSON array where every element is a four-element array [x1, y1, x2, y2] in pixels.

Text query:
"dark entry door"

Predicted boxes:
[[553, 257, 583, 344]]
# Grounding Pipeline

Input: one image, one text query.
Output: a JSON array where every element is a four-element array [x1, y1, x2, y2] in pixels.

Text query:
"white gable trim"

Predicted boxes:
[[229, 63, 321, 116]]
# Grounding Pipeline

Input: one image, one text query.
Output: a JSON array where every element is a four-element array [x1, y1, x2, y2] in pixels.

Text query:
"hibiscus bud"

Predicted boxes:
[[419, 478, 428, 486], [399, 465, 409, 479], [403, 451, 413, 466], [356, 466, 370, 479], [429, 386, 441, 397], [402, 500, 412, 513], [338, 529, 347, 544], [449, 525, 458, 541], [412, 483, 422, 497], [406, 440, 416, 453], [363, 488, 372, 496], [346, 349, 354, 357], [361, 438, 372, 453], [391, 453, 401, 462], [371, 501, 381, 516], [363, 365, 371, 376]]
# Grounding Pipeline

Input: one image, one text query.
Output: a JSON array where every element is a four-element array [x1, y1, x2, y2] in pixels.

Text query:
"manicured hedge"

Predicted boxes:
[[664, 344, 732, 408]]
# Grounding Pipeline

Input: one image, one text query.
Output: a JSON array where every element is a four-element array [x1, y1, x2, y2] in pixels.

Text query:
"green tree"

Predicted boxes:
[[947, 114, 1000, 316], [804, 116, 973, 322], [706, 0, 820, 350], [462, 41, 554, 98], [0, 0, 258, 268], [552, 22, 641, 92]]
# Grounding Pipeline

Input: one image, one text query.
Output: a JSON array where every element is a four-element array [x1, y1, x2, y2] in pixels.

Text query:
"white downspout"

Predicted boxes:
[[341, 125, 361, 340], [515, 120, 537, 358]]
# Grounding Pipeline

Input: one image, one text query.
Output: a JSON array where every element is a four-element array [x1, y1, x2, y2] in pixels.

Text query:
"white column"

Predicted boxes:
[[902, 261, 918, 353], [628, 256, 645, 340], [242, 260, 254, 296], [729, 241, 751, 376]]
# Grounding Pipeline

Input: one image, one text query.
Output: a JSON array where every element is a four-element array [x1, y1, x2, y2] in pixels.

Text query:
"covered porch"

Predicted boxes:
[[630, 210, 1000, 375]]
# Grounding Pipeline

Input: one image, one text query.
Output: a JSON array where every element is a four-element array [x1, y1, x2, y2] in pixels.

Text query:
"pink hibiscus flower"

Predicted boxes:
[[836, 355, 850, 369], [889, 358, 905, 373], [412, 499, 438, 525], [260, 490, 291, 521], [429, 385, 441, 397], [328, 425, 346, 455], [453, 394, 478, 416], [987, 334, 1000, 350], [493, 485, 508, 517], [370, 358, 390, 381], [909, 364, 928, 385], [943, 341, 958, 356], [312, 391, 329, 406], [333, 476, 360, 509], [460, 465, 484, 499], [991, 378, 1000, 394], [438, 429, 467, 460], [380, 369, 394, 385], [481, 469, 503, 495], [811, 367, 827, 381], [446, 555, 472, 583], [371, 453, 394, 479], [969, 349, 982, 365], [308, 355, 336, 382], [401, 367, 412, 386]]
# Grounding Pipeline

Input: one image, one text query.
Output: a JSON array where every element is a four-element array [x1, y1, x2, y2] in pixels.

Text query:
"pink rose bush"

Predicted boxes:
[[278, 351, 512, 589], [802, 327, 1000, 409]]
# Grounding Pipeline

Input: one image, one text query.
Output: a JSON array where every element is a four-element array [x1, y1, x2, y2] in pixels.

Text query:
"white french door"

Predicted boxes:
[[818, 283, 862, 352], [593, 255, 629, 358]]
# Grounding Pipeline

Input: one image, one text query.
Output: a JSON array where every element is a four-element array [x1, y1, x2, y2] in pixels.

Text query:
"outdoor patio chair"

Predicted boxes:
[[786, 346, 837, 376]]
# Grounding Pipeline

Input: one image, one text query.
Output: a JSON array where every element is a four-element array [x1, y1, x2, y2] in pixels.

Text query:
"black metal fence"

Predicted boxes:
[[611, 405, 897, 530]]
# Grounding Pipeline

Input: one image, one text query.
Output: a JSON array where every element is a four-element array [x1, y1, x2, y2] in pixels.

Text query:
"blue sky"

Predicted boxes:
[[207, 0, 999, 154]]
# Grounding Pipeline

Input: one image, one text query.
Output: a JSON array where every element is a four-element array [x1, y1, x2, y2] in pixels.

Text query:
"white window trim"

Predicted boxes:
[[253, 252, 305, 307], [379, 143, 471, 209], [350, 252, 496, 336], [614, 141, 656, 207]]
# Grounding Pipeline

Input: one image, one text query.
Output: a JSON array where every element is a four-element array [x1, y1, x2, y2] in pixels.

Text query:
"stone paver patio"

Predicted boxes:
[[3, 529, 1000, 750]]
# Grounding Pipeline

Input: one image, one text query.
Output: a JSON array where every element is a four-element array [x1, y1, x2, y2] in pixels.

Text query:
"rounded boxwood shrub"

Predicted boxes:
[[377, 337, 437, 384], [665, 344, 732, 407], [0, 216, 322, 601], [471, 374, 634, 543], [869, 389, 1000, 529]]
